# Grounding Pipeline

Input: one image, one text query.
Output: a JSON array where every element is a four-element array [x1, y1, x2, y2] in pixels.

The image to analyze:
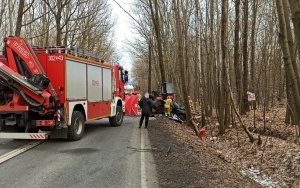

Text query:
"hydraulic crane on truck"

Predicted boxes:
[[0, 36, 127, 140], [0, 37, 59, 138]]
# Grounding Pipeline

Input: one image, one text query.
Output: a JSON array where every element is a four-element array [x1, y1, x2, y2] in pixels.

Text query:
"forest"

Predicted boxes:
[[128, 0, 300, 186], [0, 0, 117, 60], [129, 0, 300, 138]]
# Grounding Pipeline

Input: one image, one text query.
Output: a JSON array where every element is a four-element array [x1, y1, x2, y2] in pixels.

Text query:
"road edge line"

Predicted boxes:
[[141, 130, 148, 188], [0, 141, 44, 164]]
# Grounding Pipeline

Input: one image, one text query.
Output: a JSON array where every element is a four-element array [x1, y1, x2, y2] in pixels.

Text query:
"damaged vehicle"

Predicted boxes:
[[171, 101, 186, 121]]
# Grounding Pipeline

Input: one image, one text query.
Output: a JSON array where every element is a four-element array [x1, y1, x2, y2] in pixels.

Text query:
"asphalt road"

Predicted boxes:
[[0, 116, 158, 188]]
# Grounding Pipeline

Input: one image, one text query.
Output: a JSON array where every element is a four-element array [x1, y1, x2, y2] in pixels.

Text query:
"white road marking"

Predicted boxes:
[[0, 141, 44, 164], [141, 130, 148, 188]]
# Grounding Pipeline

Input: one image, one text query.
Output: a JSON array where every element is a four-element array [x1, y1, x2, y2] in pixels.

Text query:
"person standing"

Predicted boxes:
[[164, 96, 173, 117], [137, 93, 142, 101], [138, 92, 153, 128], [188, 96, 193, 111]]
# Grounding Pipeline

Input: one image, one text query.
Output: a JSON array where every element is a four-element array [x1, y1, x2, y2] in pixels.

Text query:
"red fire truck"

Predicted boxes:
[[0, 36, 128, 140]]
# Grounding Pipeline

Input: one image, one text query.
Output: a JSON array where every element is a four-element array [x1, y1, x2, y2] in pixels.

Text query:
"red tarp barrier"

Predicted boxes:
[[125, 95, 138, 116]]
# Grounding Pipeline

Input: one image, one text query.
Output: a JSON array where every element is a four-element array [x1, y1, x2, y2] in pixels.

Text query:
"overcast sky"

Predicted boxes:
[[109, 0, 134, 71]]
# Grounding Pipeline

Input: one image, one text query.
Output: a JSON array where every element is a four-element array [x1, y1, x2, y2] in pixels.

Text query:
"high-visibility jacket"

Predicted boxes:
[[189, 99, 193, 108], [137, 93, 142, 101], [164, 98, 172, 108]]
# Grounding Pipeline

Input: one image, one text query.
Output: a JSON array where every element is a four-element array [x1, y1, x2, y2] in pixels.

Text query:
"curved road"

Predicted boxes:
[[0, 116, 158, 188]]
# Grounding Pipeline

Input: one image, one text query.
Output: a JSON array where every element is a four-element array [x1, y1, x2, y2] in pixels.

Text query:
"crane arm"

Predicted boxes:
[[0, 36, 56, 110]]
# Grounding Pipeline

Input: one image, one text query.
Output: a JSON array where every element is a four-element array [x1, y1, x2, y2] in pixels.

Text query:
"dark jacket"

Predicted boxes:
[[139, 96, 153, 114]]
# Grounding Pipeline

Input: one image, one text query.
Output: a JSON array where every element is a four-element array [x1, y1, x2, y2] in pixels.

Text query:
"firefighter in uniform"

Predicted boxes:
[[164, 96, 173, 117], [137, 93, 142, 101], [188, 96, 193, 111]]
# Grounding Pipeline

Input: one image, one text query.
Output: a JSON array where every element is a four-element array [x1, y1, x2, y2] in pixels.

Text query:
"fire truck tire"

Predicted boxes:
[[109, 105, 123, 126], [68, 111, 85, 141]]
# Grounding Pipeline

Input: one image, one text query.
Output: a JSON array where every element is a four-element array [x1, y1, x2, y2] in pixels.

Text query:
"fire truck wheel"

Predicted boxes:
[[109, 105, 123, 126], [68, 111, 85, 141]]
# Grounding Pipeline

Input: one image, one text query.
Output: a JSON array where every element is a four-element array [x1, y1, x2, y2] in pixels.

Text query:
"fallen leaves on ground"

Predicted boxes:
[[148, 105, 300, 187]]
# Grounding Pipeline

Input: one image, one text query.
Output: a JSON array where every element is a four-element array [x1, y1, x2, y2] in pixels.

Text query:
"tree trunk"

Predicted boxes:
[[195, 0, 205, 126], [149, 0, 167, 93], [234, 0, 242, 112], [283, 0, 300, 90], [0, 0, 6, 29], [219, 0, 230, 134], [15, 0, 25, 36], [8, 0, 14, 35], [148, 41, 152, 92], [241, 0, 250, 115], [56, 8, 62, 46], [173, 0, 196, 134], [288, 0, 300, 62], [275, 0, 300, 125], [283, 0, 300, 124], [208, 0, 215, 117], [250, 0, 257, 91]]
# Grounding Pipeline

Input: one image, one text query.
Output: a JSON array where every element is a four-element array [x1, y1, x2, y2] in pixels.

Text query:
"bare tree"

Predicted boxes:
[[241, 0, 250, 114], [276, 0, 300, 126], [218, 0, 230, 134], [15, 0, 36, 36], [0, 0, 7, 29], [288, 0, 300, 62], [172, 0, 196, 134], [250, 0, 258, 92], [42, 0, 86, 46], [234, 0, 242, 112], [148, 0, 167, 93], [128, 0, 299, 138]]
